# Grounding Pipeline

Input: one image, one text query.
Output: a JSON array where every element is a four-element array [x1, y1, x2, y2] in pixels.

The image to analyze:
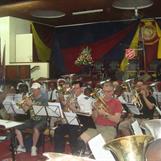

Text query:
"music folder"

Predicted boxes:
[[76, 112, 96, 129]]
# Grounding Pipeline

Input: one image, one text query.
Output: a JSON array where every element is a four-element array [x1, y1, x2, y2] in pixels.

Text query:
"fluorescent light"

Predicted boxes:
[[112, 0, 153, 10], [31, 10, 65, 19], [72, 9, 103, 15]]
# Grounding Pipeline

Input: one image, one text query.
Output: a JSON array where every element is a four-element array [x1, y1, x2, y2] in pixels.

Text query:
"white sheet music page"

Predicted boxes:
[[3, 95, 25, 114], [131, 120, 143, 135], [48, 102, 63, 118], [63, 112, 79, 126], [3, 95, 15, 114], [88, 134, 116, 161], [0, 119, 24, 129]]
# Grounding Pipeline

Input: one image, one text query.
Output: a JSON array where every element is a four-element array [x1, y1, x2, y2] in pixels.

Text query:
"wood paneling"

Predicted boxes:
[[5, 65, 30, 80]]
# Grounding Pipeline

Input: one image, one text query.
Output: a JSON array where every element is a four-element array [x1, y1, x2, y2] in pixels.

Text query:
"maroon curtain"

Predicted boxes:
[[62, 24, 135, 73]]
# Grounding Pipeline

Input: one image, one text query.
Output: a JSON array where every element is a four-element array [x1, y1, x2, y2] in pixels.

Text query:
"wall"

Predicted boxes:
[[0, 16, 49, 80]]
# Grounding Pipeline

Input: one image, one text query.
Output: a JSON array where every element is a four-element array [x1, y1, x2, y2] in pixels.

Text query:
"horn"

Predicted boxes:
[[104, 135, 153, 161]]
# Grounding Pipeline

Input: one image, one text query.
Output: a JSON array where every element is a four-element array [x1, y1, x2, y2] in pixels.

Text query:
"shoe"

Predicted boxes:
[[16, 145, 26, 153], [31, 146, 37, 156]]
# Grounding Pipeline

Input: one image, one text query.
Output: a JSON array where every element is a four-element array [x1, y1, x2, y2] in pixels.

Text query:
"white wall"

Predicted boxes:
[[0, 16, 50, 80], [16, 34, 33, 62]]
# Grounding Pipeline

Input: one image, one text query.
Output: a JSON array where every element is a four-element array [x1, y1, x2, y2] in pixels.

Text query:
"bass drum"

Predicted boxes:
[[146, 138, 161, 161]]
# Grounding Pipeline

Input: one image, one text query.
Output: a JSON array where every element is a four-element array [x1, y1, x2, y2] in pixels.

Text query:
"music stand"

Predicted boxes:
[[63, 112, 79, 126], [32, 102, 63, 118], [3, 95, 26, 115], [76, 112, 96, 129], [32, 102, 63, 135], [0, 119, 24, 161], [123, 103, 141, 115]]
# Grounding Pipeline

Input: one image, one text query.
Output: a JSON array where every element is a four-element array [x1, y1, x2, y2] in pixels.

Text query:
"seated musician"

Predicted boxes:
[[15, 82, 48, 156], [118, 83, 156, 136], [53, 80, 94, 154], [48, 81, 58, 102], [79, 81, 122, 145]]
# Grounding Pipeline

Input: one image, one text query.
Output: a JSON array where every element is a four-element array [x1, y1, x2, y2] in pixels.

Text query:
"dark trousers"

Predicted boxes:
[[53, 124, 83, 153]]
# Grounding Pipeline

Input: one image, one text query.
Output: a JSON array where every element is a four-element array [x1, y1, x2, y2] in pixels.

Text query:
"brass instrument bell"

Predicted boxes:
[[104, 135, 153, 161]]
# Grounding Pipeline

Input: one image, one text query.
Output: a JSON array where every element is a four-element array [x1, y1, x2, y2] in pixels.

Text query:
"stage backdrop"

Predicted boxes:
[[32, 19, 161, 78]]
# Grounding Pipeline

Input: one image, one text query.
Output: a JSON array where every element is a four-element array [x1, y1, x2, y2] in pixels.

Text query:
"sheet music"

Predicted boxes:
[[33, 102, 62, 117], [48, 102, 63, 118], [88, 134, 116, 161], [0, 119, 24, 129], [63, 112, 79, 126], [125, 103, 140, 115], [131, 120, 143, 135], [3, 95, 25, 114]]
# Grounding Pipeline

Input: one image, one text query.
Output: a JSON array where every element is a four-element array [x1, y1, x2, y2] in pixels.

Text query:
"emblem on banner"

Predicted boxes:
[[125, 48, 136, 60], [140, 20, 159, 45]]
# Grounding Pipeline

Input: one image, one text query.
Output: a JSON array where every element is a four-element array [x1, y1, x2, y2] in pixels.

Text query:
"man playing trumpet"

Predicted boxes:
[[15, 82, 48, 156]]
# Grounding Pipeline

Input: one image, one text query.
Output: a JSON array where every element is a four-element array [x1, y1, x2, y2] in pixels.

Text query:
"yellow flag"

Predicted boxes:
[[31, 23, 51, 61], [155, 21, 161, 59], [120, 27, 140, 71]]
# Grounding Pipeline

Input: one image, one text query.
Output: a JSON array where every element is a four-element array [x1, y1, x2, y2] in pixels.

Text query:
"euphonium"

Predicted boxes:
[[16, 93, 33, 110], [104, 135, 153, 161]]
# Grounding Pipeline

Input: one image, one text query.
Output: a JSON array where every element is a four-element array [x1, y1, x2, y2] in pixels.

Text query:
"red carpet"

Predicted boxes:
[[0, 137, 72, 161]]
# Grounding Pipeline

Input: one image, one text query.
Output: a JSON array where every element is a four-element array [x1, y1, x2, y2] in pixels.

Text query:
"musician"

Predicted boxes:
[[15, 82, 48, 156], [48, 82, 58, 102], [53, 81, 94, 154], [118, 84, 156, 136], [79, 81, 122, 144]]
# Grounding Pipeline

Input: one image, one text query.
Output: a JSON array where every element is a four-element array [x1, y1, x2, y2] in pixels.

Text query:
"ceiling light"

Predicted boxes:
[[31, 10, 65, 18], [72, 9, 103, 15], [112, 0, 153, 10]]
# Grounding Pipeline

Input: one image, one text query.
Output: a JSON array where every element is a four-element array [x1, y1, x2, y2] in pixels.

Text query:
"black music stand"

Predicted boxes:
[[0, 119, 24, 161], [3, 95, 26, 115], [76, 112, 96, 129], [32, 102, 63, 118], [123, 103, 141, 115], [32, 102, 63, 137]]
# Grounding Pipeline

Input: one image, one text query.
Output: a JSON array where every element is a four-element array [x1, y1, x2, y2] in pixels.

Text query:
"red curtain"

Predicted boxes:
[[62, 24, 135, 73]]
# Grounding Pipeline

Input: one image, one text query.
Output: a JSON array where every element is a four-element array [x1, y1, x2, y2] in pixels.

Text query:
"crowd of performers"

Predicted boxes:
[[0, 75, 161, 160]]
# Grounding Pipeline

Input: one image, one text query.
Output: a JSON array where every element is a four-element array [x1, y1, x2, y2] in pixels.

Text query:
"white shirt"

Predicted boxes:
[[77, 93, 94, 114], [48, 89, 58, 101]]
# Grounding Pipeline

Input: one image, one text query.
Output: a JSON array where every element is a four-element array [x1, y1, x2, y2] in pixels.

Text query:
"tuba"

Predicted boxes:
[[104, 135, 153, 161]]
